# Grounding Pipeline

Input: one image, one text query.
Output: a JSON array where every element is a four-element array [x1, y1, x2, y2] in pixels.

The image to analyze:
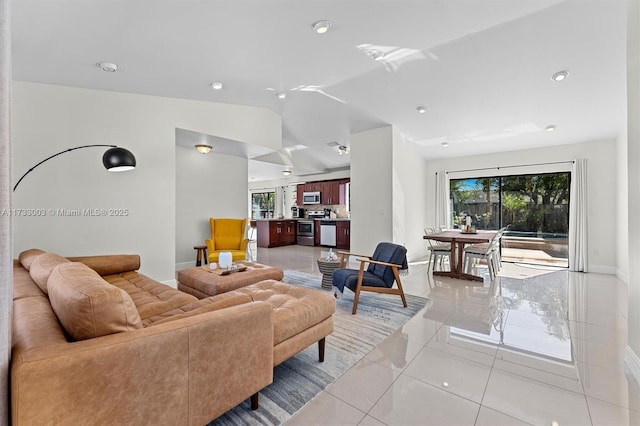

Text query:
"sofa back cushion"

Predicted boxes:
[[18, 248, 46, 271], [48, 262, 143, 341], [29, 253, 70, 294], [66, 254, 141, 276]]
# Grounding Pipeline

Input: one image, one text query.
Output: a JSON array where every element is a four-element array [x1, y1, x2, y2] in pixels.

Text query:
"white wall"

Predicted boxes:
[[616, 127, 629, 283], [424, 139, 617, 273], [175, 145, 248, 267], [12, 82, 281, 282], [392, 127, 428, 261], [350, 126, 393, 255], [626, 0, 640, 371]]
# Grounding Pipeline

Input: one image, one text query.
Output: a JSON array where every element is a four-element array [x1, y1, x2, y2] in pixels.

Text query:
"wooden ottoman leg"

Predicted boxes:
[[251, 392, 259, 410], [318, 337, 326, 362]]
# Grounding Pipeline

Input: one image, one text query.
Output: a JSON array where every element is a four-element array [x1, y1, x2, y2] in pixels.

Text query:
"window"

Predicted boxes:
[[251, 191, 275, 219], [450, 172, 570, 267]]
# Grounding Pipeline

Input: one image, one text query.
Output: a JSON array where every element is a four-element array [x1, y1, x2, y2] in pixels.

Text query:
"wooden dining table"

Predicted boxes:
[[423, 230, 497, 281]]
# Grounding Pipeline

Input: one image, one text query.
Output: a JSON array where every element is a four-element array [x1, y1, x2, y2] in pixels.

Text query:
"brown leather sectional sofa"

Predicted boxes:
[[11, 249, 335, 425]]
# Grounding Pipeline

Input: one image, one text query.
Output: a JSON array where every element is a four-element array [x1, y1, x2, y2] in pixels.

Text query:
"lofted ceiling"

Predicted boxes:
[[11, 0, 627, 182]]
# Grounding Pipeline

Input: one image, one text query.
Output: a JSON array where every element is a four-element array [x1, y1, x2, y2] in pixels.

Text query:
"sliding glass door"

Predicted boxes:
[[450, 172, 570, 267]]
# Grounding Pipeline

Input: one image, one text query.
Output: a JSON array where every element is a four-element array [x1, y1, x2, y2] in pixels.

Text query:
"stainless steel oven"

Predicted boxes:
[[297, 219, 315, 246]]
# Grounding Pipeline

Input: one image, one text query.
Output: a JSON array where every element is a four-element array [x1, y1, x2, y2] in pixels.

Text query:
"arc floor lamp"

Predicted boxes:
[[13, 144, 136, 192]]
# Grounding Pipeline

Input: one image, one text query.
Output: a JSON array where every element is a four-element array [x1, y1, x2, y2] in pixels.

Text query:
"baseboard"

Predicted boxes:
[[617, 268, 630, 285], [589, 264, 617, 275], [162, 278, 177, 288], [625, 346, 640, 384]]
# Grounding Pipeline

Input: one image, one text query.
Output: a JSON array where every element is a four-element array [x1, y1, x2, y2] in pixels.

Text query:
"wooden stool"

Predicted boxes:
[[194, 245, 208, 266]]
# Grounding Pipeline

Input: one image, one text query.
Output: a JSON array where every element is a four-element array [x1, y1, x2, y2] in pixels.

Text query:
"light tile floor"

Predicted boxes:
[[248, 243, 640, 425]]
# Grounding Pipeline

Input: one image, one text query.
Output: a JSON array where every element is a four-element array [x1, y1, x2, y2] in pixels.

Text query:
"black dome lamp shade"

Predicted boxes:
[[103, 147, 136, 171], [13, 144, 136, 191]]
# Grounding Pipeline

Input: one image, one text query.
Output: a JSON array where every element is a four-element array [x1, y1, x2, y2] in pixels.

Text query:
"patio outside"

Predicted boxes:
[[450, 172, 570, 268]]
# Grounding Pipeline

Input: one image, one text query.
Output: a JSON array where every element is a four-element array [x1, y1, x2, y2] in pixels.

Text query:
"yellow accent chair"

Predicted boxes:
[[206, 218, 249, 263]]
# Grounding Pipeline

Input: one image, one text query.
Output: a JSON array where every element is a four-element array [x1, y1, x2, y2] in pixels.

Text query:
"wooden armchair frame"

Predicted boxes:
[[337, 251, 408, 315]]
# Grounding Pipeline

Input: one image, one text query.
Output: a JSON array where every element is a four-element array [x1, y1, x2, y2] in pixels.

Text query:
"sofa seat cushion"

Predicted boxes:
[[232, 280, 336, 345], [29, 253, 70, 294], [103, 271, 198, 322], [48, 262, 143, 341], [147, 292, 255, 326], [18, 248, 46, 271]]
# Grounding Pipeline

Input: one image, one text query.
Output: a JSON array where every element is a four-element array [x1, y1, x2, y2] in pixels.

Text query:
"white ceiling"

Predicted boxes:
[[11, 0, 627, 182]]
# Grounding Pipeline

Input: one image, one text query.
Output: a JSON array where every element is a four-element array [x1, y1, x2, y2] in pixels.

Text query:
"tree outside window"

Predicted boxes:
[[251, 192, 275, 219]]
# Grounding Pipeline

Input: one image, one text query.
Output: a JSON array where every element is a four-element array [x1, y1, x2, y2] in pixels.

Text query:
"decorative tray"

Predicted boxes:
[[201, 264, 248, 275], [460, 230, 478, 234]]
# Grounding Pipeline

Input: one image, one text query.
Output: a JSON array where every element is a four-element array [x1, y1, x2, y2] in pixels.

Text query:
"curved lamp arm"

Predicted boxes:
[[13, 144, 136, 191]]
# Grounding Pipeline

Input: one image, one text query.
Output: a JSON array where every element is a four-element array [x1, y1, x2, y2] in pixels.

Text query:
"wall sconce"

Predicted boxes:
[[13, 144, 136, 191], [195, 144, 213, 154]]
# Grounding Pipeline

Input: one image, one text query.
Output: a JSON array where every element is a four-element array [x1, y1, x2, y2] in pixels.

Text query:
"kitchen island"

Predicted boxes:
[[256, 219, 297, 248], [255, 218, 350, 249]]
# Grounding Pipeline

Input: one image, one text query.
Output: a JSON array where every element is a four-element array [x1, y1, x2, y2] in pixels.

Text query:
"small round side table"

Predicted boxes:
[[317, 258, 340, 289], [194, 245, 208, 267]]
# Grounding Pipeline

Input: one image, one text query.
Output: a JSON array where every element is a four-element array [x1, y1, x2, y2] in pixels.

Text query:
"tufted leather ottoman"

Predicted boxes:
[[177, 261, 284, 298], [230, 280, 336, 366]]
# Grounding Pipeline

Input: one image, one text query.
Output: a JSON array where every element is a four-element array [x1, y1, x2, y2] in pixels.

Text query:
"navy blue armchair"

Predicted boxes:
[[332, 242, 408, 315]]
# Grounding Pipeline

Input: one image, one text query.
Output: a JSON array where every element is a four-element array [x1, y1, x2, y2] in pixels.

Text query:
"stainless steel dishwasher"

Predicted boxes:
[[320, 220, 337, 247]]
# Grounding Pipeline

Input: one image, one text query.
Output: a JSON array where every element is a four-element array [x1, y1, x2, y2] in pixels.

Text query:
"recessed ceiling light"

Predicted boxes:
[[551, 70, 569, 82], [282, 170, 292, 176], [417, 106, 426, 114], [338, 145, 350, 155], [195, 144, 213, 154], [312, 20, 332, 34], [546, 125, 557, 132], [276, 92, 287, 99], [441, 141, 449, 148], [370, 50, 385, 61], [210, 82, 223, 90], [96, 62, 118, 72]]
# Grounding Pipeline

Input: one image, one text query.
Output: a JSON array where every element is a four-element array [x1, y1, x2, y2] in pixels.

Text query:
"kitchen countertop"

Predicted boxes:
[[255, 218, 351, 221]]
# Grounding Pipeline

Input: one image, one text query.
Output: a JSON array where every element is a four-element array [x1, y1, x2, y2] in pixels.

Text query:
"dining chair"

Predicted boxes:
[[424, 228, 451, 272], [462, 228, 505, 280]]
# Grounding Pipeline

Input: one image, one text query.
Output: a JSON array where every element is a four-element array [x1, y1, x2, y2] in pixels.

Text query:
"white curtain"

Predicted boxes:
[[569, 158, 588, 272], [435, 171, 449, 229], [0, 0, 11, 422]]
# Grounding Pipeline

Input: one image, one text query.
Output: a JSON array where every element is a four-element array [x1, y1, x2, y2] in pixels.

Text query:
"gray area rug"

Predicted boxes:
[[209, 269, 429, 425]]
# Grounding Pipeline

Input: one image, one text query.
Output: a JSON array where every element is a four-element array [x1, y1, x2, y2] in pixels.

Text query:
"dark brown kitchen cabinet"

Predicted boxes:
[[296, 184, 304, 205], [297, 178, 350, 206], [336, 220, 350, 250], [321, 181, 340, 205], [257, 220, 297, 248], [282, 221, 297, 244]]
